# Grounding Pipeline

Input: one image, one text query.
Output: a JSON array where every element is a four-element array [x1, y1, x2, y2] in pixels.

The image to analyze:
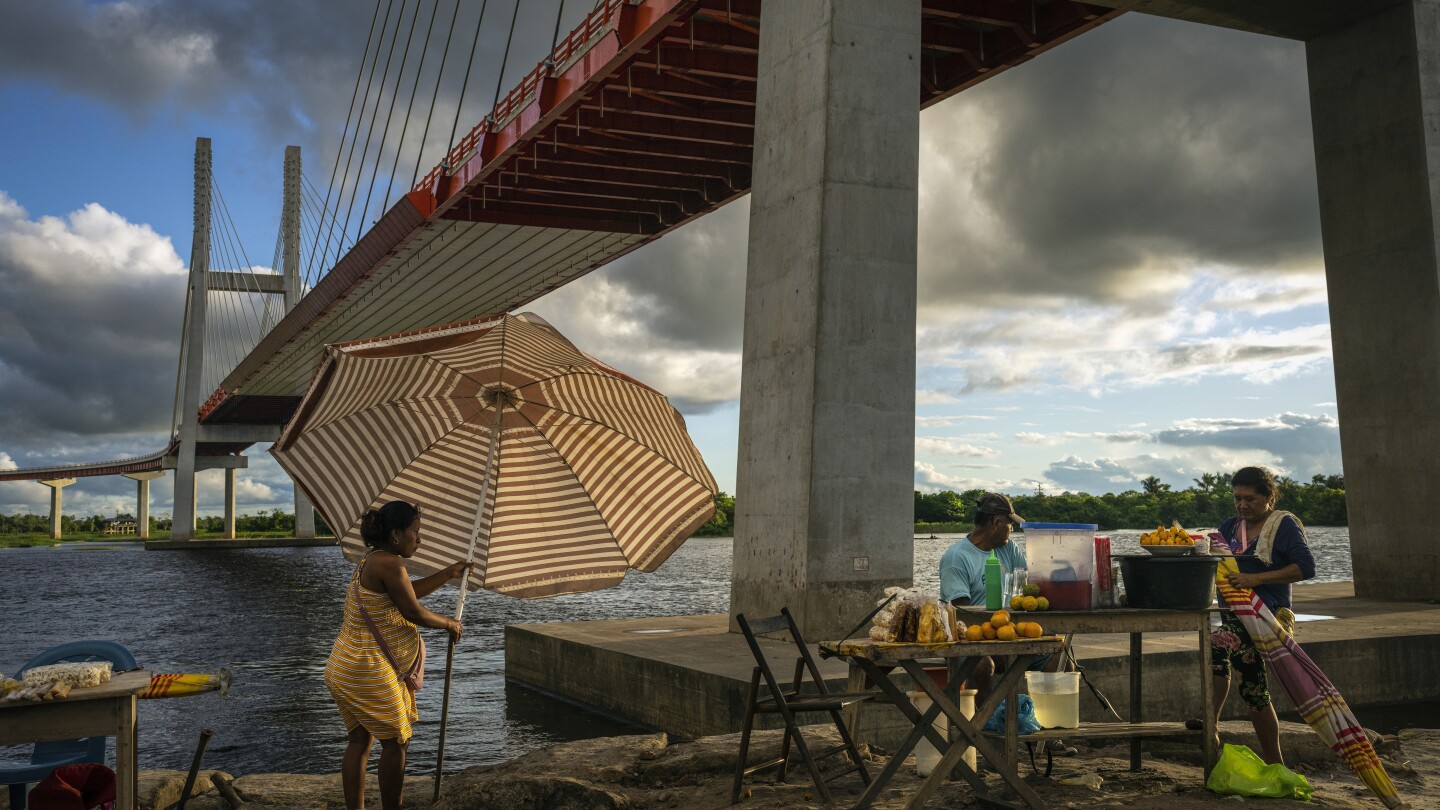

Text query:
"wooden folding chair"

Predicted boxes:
[[731, 608, 874, 804]]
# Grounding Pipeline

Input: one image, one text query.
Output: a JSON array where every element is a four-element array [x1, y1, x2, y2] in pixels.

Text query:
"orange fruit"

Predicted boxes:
[[1021, 596, 1039, 612], [1024, 623, 1043, 639], [997, 624, 1017, 641], [1010, 595, 1025, 610], [964, 624, 985, 642], [981, 622, 997, 640], [990, 610, 1010, 627]]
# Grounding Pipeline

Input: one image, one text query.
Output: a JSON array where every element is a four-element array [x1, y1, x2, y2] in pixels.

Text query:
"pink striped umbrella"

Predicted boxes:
[[271, 311, 719, 601]]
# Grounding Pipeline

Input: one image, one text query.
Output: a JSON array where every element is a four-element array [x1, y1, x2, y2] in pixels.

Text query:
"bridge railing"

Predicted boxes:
[[415, 0, 626, 195]]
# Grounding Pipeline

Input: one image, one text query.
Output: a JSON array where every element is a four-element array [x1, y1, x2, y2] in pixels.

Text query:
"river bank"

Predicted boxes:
[[7, 722, 1429, 810], [0, 530, 1362, 776]]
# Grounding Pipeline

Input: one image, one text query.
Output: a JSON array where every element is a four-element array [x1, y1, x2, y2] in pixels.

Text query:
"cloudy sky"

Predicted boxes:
[[0, 1, 1343, 520]]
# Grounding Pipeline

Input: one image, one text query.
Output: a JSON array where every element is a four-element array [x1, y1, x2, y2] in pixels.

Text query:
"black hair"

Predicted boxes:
[[1231, 466, 1278, 500], [359, 501, 421, 548]]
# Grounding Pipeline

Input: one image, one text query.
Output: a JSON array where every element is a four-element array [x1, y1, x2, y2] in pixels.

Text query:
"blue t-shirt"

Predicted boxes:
[[1217, 515, 1316, 610], [939, 537, 1027, 606]]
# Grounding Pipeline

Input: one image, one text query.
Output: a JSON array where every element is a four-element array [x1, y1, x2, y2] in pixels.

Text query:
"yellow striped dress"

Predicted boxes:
[[324, 555, 421, 742]]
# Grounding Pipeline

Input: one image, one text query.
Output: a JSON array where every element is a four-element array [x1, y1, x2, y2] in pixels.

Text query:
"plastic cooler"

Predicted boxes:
[[1019, 522, 1098, 610]]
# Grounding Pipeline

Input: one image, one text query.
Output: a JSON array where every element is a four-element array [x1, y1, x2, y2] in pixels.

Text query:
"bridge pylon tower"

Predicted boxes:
[[170, 138, 310, 541]]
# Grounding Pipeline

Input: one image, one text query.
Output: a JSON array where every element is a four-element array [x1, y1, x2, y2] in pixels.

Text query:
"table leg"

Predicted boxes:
[[116, 694, 137, 810], [1129, 632, 1142, 771], [850, 660, 952, 810], [906, 659, 1043, 810], [844, 661, 867, 740], [1200, 617, 1216, 777]]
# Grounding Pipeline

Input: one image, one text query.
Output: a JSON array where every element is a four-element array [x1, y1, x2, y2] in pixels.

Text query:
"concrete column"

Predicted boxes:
[[295, 489, 317, 538], [223, 468, 237, 539], [1307, 0, 1440, 599], [730, 0, 920, 640], [39, 478, 76, 540], [172, 137, 211, 541], [122, 471, 165, 539]]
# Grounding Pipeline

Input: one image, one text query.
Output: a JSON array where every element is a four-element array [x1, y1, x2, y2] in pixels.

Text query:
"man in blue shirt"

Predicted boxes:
[[939, 492, 1028, 606], [939, 493, 1075, 755]]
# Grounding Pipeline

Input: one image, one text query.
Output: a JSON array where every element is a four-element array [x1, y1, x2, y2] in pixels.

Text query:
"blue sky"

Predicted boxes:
[[0, 3, 1342, 519]]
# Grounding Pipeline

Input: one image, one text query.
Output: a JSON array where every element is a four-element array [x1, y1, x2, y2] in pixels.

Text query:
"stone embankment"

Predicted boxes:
[[3, 723, 1433, 810]]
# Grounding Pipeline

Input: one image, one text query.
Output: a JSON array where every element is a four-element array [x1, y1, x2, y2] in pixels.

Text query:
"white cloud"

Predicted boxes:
[[916, 437, 999, 458], [1153, 412, 1341, 477], [1016, 431, 1151, 446], [0, 453, 16, 471]]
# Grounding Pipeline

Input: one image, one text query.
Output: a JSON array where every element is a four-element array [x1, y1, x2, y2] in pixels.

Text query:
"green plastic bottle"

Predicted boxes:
[[984, 549, 1003, 610]]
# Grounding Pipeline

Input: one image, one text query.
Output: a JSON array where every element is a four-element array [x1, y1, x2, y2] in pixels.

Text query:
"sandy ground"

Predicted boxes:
[[3, 724, 1431, 809]]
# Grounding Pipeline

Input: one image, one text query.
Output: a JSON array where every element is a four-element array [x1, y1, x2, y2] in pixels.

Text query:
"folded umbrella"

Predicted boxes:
[[1214, 556, 1405, 808]]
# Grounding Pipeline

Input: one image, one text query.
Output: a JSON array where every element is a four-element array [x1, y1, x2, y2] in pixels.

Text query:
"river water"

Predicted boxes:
[[0, 528, 1353, 775]]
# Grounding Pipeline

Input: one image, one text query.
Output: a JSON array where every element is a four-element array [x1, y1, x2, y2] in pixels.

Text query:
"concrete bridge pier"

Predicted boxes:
[[223, 468, 237, 539], [122, 471, 165, 539], [39, 478, 75, 540], [1308, 0, 1440, 600], [731, 0, 920, 640]]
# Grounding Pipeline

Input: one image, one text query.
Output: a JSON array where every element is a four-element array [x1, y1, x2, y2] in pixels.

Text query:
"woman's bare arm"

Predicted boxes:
[[370, 553, 462, 640], [412, 560, 469, 599]]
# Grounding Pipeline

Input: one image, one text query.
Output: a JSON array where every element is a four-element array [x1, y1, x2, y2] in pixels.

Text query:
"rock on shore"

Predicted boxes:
[[3, 723, 1434, 810]]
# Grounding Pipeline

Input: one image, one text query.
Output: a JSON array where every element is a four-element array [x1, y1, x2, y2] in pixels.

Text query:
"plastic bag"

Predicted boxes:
[[1205, 744, 1314, 800], [982, 694, 1043, 735], [870, 588, 954, 643]]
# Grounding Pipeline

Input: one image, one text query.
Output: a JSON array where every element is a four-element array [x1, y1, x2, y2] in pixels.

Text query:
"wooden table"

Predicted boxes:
[[820, 638, 1062, 810], [0, 670, 151, 810], [959, 606, 1217, 776]]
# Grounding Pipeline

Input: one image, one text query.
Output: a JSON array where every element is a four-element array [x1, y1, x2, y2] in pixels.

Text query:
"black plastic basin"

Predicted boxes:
[[1118, 555, 1220, 610]]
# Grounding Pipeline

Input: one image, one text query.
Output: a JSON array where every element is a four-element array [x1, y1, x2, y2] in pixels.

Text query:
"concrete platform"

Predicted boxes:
[[144, 537, 337, 550], [505, 582, 1440, 747]]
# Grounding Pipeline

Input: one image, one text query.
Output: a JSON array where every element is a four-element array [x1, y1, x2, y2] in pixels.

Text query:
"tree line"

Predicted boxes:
[[3, 473, 1345, 539], [0, 509, 333, 536], [914, 472, 1347, 530], [691, 472, 1347, 536]]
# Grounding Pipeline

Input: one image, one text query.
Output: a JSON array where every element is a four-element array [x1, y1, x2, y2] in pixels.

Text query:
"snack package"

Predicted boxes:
[[22, 661, 112, 689], [870, 587, 955, 643]]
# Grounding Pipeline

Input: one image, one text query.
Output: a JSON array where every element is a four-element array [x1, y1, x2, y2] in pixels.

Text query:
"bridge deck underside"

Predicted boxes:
[[203, 0, 1120, 428]]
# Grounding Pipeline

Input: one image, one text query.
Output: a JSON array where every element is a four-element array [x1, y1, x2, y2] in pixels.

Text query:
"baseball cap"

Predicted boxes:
[[977, 492, 1024, 524]]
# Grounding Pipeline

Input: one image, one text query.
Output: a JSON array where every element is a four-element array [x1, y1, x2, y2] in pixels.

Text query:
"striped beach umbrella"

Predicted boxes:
[[270, 311, 719, 600]]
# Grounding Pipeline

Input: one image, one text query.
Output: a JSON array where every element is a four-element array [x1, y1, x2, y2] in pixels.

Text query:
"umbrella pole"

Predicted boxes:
[[433, 636, 457, 802], [434, 400, 506, 801]]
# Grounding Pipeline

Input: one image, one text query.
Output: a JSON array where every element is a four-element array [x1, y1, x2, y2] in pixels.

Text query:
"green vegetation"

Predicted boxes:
[[693, 492, 736, 537], [916, 472, 1347, 532], [4, 474, 1345, 546], [0, 508, 335, 548]]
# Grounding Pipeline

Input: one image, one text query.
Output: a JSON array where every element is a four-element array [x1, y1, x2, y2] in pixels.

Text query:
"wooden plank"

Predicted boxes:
[[1130, 633, 1143, 770], [956, 606, 1213, 635], [821, 637, 1062, 666], [983, 721, 1197, 741]]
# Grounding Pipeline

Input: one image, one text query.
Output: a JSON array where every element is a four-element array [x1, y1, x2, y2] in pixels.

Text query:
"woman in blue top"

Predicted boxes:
[[1207, 466, 1317, 765]]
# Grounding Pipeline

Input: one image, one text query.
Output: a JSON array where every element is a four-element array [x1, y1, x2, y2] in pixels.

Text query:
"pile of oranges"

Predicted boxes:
[[1141, 521, 1195, 546], [963, 609, 1044, 642]]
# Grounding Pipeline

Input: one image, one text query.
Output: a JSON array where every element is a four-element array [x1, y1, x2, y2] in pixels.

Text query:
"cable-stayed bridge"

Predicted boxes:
[[0, 0, 1122, 540]]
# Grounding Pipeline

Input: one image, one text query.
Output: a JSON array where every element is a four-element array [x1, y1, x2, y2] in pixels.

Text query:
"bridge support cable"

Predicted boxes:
[[306, 0, 385, 289], [410, 0, 465, 189], [382, 0, 442, 213], [444, 0, 491, 161], [335, 0, 409, 268], [318, 0, 398, 285], [358, 0, 423, 241]]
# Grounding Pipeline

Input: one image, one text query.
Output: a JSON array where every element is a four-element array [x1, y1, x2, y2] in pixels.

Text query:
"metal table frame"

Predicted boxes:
[[960, 607, 1217, 777], [822, 638, 1062, 810]]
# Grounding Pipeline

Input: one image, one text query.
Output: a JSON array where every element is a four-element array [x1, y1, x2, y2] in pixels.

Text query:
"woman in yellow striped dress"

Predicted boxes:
[[326, 501, 467, 810]]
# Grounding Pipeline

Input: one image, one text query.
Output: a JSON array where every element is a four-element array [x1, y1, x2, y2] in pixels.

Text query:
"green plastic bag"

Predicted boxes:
[[1207, 743, 1314, 801]]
